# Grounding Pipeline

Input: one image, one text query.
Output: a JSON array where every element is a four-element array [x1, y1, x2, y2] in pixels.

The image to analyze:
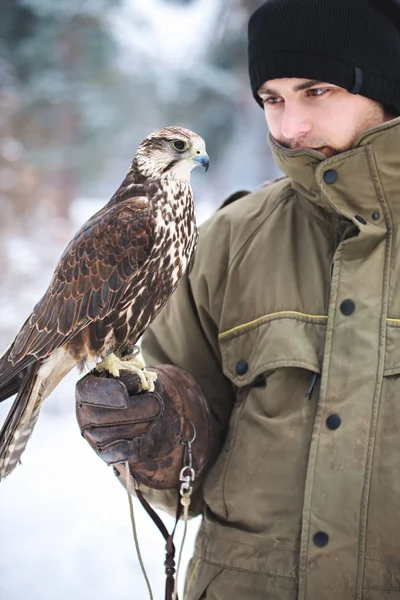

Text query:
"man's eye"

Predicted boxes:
[[308, 88, 328, 97], [263, 97, 281, 104]]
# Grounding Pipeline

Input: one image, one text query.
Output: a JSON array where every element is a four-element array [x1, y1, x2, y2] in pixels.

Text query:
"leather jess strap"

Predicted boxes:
[[135, 488, 183, 600]]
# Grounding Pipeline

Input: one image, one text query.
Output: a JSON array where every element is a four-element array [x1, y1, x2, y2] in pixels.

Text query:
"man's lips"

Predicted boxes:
[[284, 140, 336, 157], [296, 145, 334, 156], [290, 145, 326, 151], [316, 146, 337, 157]]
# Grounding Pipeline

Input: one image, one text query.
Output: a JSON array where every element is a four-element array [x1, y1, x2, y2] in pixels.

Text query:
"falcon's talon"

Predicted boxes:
[[121, 355, 145, 370], [144, 369, 158, 393], [96, 352, 157, 392]]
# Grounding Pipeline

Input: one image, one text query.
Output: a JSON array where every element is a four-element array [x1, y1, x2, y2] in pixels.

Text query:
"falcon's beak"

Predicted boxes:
[[193, 152, 210, 172]]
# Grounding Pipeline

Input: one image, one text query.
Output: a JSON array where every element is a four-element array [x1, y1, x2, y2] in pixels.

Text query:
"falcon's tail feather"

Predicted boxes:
[[0, 348, 75, 480], [0, 372, 26, 403], [0, 345, 34, 403], [0, 362, 42, 479]]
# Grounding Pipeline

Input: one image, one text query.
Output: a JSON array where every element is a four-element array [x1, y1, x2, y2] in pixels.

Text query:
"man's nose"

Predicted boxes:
[[281, 105, 312, 141]]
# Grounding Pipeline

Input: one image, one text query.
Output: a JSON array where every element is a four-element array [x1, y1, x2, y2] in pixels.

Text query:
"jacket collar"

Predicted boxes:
[[269, 117, 400, 226]]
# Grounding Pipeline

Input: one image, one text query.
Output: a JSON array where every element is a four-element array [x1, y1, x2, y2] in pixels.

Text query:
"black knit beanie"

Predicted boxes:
[[248, 0, 400, 112]]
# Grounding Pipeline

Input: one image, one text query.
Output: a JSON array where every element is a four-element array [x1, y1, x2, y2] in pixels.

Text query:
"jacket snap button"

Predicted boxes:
[[326, 414, 341, 430], [340, 299, 355, 316], [323, 170, 338, 184], [371, 211, 380, 221], [313, 531, 329, 547], [235, 360, 248, 375]]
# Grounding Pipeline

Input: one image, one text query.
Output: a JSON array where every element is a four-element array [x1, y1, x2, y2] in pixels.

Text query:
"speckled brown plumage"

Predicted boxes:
[[0, 126, 208, 480]]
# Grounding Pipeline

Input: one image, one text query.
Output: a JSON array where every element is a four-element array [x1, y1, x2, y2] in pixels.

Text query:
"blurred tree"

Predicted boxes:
[[0, 0, 123, 228]]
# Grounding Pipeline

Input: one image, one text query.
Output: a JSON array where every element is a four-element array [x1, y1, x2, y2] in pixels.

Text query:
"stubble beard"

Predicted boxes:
[[285, 102, 391, 158]]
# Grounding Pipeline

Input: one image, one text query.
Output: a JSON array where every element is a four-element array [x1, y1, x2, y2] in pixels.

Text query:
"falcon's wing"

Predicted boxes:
[[8, 195, 156, 365]]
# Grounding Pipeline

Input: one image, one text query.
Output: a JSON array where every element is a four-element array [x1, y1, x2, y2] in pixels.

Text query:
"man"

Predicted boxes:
[[76, 0, 400, 598]]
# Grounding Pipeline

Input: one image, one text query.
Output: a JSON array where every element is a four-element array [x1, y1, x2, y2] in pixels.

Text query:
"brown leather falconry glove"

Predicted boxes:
[[76, 365, 217, 490]]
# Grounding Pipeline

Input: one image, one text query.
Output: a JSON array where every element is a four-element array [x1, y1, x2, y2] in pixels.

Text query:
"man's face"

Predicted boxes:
[[257, 77, 394, 158]]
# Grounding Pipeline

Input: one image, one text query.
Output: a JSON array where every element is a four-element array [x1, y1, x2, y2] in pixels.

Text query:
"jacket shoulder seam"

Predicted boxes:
[[227, 187, 294, 270]]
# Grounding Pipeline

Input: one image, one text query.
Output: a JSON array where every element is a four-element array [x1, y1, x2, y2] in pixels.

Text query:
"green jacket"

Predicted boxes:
[[142, 117, 400, 599]]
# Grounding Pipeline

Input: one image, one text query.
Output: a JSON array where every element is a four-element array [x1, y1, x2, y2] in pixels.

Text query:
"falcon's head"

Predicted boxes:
[[131, 126, 209, 183]]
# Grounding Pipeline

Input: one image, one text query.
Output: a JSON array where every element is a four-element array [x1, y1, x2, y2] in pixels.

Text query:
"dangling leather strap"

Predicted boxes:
[[136, 487, 183, 600]]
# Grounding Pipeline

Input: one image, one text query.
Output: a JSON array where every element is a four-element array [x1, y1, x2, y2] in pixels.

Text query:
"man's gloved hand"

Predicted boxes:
[[76, 364, 216, 490]]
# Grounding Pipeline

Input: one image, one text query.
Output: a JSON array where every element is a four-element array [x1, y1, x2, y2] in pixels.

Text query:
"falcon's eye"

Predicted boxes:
[[172, 139, 188, 152]]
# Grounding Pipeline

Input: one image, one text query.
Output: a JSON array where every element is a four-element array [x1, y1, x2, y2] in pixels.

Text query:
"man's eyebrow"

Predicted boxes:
[[258, 79, 327, 95], [294, 79, 326, 92]]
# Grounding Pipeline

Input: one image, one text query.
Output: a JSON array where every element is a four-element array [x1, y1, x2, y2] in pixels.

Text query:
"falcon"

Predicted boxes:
[[0, 126, 209, 481]]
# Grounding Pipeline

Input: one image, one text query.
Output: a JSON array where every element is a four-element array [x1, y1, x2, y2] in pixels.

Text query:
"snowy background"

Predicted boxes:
[[0, 1, 278, 599]]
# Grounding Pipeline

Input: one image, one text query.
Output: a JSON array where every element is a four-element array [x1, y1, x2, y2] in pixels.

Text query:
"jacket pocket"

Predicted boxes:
[[202, 312, 326, 523], [218, 311, 326, 386], [184, 558, 223, 600]]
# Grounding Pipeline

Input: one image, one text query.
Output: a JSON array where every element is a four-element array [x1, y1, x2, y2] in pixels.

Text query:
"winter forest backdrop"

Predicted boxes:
[[0, 1, 279, 598]]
